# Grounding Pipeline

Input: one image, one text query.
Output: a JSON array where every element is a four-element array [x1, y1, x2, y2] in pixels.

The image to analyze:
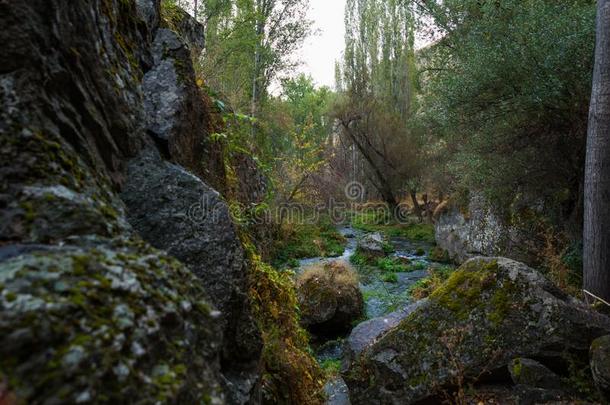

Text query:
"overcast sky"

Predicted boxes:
[[296, 0, 347, 88]]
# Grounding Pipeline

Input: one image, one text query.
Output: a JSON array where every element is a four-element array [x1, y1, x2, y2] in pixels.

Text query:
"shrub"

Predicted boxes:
[[244, 240, 325, 404]]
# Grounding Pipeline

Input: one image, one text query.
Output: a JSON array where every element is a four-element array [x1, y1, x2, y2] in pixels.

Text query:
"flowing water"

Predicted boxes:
[[295, 225, 452, 404]]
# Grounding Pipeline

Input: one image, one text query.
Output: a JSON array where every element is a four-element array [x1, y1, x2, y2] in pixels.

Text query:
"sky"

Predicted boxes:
[[296, 0, 347, 89]]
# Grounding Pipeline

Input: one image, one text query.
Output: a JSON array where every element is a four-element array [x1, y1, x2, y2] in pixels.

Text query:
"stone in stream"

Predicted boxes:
[[356, 232, 387, 259], [344, 257, 610, 404]]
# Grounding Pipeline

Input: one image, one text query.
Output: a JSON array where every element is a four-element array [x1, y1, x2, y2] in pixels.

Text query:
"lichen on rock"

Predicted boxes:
[[344, 257, 610, 404], [0, 238, 225, 404]]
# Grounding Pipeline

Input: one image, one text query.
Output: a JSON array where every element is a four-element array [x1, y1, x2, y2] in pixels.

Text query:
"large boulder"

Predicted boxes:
[[434, 194, 537, 264], [120, 148, 262, 403], [160, 1, 206, 54], [297, 262, 364, 338], [0, 239, 225, 404], [0, 0, 151, 189], [344, 257, 610, 404], [343, 300, 427, 370], [142, 27, 225, 191]]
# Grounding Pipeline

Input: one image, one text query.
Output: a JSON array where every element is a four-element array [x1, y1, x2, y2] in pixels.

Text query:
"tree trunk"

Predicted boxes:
[[584, 0, 610, 303], [193, 0, 198, 19], [339, 120, 398, 211], [410, 190, 422, 222]]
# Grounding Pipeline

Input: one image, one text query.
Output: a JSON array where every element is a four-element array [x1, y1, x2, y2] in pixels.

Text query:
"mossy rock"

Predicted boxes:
[[297, 262, 364, 338], [0, 239, 225, 404], [428, 246, 451, 264], [344, 257, 610, 404], [591, 335, 610, 401]]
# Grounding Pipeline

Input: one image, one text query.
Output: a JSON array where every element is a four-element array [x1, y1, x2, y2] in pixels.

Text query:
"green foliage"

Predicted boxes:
[[351, 214, 435, 243], [376, 257, 408, 273], [272, 219, 347, 267], [381, 272, 398, 283], [418, 0, 596, 218], [409, 265, 455, 300], [243, 239, 325, 404], [320, 359, 341, 377]]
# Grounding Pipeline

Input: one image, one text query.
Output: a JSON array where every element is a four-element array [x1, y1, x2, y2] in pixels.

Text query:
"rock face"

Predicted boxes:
[[161, 3, 206, 54], [344, 257, 610, 404], [356, 233, 386, 259], [0, 0, 259, 403], [143, 28, 225, 191], [590, 335, 610, 401], [297, 263, 364, 338], [0, 0, 150, 189], [434, 194, 536, 264], [120, 147, 262, 401], [343, 300, 427, 370]]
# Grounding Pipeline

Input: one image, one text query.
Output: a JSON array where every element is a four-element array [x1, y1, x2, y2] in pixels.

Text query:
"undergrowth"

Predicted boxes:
[[272, 217, 346, 267], [350, 211, 435, 243], [243, 238, 324, 404], [409, 266, 455, 300]]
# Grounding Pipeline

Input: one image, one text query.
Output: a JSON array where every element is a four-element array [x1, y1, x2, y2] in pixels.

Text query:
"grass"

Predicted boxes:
[[320, 359, 341, 377], [272, 218, 347, 267], [408, 266, 455, 300], [381, 272, 399, 283], [298, 262, 359, 288], [350, 211, 435, 243]]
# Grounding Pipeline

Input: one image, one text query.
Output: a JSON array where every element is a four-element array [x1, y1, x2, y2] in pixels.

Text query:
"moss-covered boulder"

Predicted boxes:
[[0, 238, 225, 404], [297, 262, 364, 338], [590, 335, 610, 401], [344, 257, 610, 404]]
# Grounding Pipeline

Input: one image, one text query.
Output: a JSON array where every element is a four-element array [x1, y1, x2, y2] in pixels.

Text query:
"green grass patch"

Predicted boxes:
[[350, 212, 435, 243], [376, 257, 408, 273], [320, 359, 341, 377], [408, 265, 456, 300], [381, 272, 398, 283], [272, 219, 347, 267]]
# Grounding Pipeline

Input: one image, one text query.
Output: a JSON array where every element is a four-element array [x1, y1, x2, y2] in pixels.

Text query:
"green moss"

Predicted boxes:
[[429, 246, 451, 263], [351, 213, 435, 243], [511, 358, 522, 378], [243, 238, 324, 404], [4, 292, 17, 302], [381, 273, 398, 283], [430, 259, 499, 320]]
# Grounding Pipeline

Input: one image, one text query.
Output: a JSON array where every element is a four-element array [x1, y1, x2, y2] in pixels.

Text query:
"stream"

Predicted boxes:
[[295, 226, 450, 404]]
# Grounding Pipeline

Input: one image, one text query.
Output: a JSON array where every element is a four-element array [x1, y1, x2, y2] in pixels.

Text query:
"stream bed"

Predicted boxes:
[[295, 225, 451, 404]]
